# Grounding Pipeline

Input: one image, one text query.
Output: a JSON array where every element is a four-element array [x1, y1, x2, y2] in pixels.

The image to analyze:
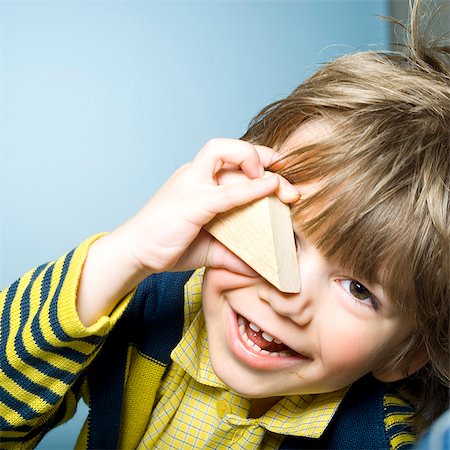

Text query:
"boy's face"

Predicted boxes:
[[201, 123, 415, 398]]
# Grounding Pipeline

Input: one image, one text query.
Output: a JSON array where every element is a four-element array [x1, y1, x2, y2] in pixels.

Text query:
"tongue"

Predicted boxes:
[[244, 319, 290, 352]]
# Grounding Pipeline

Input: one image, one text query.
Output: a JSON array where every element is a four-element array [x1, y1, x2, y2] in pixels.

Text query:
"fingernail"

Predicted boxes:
[[288, 185, 300, 198], [264, 174, 278, 184]]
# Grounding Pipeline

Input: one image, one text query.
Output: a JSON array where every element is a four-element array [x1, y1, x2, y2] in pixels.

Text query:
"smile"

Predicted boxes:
[[237, 315, 298, 357], [227, 308, 307, 369]]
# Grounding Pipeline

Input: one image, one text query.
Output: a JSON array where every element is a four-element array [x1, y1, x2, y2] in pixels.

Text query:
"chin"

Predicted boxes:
[[209, 356, 282, 398]]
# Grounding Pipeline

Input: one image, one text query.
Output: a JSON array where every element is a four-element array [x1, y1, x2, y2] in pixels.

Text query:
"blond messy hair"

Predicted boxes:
[[242, 0, 450, 435]]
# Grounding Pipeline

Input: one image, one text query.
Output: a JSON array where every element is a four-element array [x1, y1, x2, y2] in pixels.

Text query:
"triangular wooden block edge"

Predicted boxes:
[[204, 195, 301, 293]]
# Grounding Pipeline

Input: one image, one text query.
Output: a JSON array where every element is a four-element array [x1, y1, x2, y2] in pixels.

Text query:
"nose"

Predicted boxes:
[[264, 249, 320, 326]]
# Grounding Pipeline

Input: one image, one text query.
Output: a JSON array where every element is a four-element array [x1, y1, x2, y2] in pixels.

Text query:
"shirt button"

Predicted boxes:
[[216, 399, 231, 418]]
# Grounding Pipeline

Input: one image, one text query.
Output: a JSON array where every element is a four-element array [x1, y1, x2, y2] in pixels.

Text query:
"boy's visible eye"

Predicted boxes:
[[339, 279, 379, 310]]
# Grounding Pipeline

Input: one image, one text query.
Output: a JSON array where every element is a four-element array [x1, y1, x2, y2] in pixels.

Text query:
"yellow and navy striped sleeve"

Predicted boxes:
[[384, 393, 416, 450], [0, 234, 133, 449]]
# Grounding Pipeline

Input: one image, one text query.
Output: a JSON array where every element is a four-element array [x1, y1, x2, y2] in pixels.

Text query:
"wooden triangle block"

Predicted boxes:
[[204, 195, 301, 293]]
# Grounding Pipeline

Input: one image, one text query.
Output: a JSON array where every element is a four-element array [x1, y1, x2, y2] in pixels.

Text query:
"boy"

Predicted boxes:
[[1, 0, 449, 448]]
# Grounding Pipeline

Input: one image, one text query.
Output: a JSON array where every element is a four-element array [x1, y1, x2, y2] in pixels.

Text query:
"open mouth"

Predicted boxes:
[[237, 315, 299, 357]]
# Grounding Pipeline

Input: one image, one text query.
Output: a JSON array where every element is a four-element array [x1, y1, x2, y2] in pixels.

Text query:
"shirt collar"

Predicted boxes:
[[171, 269, 226, 389], [171, 269, 347, 438]]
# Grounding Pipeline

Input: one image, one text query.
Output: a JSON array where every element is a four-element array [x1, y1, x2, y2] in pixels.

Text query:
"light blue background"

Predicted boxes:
[[1, 1, 387, 448]]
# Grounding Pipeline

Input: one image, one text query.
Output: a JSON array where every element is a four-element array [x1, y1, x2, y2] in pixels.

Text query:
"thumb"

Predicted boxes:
[[206, 239, 259, 277]]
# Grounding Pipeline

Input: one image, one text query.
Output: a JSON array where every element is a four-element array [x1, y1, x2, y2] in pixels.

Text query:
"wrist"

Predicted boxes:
[[76, 230, 152, 327]]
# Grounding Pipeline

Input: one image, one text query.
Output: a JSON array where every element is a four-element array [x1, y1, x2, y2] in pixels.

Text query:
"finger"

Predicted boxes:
[[221, 145, 277, 171], [272, 173, 301, 203], [207, 240, 259, 277], [193, 139, 267, 180], [170, 230, 212, 272], [216, 169, 299, 204], [253, 145, 279, 167], [213, 175, 280, 213]]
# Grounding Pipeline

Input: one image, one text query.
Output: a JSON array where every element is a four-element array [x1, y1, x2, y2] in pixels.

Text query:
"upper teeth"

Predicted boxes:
[[238, 316, 294, 357], [249, 322, 278, 343], [262, 331, 274, 342]]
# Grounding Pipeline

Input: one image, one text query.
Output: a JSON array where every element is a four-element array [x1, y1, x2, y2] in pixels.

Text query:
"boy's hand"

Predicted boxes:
[[120, 138, 299, 275], [77, 139, 299, 326]]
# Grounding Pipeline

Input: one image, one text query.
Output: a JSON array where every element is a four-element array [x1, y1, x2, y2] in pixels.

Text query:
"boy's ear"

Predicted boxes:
[[372, 343, 429, 382]]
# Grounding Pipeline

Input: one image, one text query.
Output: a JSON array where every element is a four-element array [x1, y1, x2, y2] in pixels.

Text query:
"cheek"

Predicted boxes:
[[319, 319, 389, 374], [330, 340, 373, 367]]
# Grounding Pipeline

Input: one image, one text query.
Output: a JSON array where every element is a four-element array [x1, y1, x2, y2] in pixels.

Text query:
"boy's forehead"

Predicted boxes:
[[278, 120, 333, 154], [276, 120, 333, 213]]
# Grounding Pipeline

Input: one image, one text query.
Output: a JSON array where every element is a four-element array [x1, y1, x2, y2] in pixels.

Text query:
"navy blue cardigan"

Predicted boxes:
[[87, 271, 415, 449]]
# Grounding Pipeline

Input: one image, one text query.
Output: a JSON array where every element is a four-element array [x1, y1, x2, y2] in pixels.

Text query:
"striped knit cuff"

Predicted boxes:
[[55, 233, 135, 339]]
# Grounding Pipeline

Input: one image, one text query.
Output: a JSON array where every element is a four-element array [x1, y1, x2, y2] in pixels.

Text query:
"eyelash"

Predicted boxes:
[[294, 234, 381, 311], [338, 279, 380, 310]]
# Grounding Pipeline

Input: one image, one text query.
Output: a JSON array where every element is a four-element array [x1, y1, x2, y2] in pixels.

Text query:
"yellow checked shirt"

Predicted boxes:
[[0, 239, 416, 449], [138, 270, 346, 449]]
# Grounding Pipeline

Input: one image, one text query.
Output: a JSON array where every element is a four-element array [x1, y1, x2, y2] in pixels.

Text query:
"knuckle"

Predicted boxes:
[[204, 137, 224, 150], [199, 138, 227, 160]]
